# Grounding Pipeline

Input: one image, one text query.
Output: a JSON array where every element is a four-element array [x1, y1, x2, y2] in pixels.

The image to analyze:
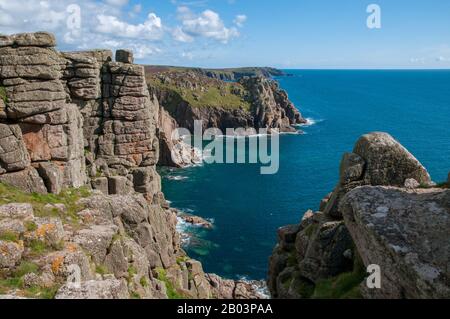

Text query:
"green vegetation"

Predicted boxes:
[[95, 265, 108, 276], [29, 239, 48, 255], [0, 182, 91, 224], [312, 253, 366, 299], [24, 221, 38, 232], [147, 74, 251, 111], [0, 261, 59, 299], [140, 276, 148, 287], [0, 85, 7, 103], [127, 266, 137, 278], [14, 261, 39, 277], [155, 267, 185, 299], [176, 256, 189, 265], [131, 292, 141, 299], [0, 231, 19, 242], [304, 223, 318, 238]]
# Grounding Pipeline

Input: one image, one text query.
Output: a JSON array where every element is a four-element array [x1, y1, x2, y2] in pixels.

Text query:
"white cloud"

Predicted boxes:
[[233, 14, 247, 27], [175, 7, 239, 43], [0, 1, 245, 62], [96, 12, 163, 40], [172, 26, 193, 43]]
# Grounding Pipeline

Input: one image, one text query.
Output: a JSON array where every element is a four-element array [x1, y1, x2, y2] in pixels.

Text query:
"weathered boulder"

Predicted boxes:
[[115, 50, 134, 64], [0, 32, 56, 47], [0, 203, 34, 220], [55, 279, 130, 299], [341, 186, 450, 299], [0, 240, 24, 268], [73, 224, 118, 264], [324, 132, 432, 218]]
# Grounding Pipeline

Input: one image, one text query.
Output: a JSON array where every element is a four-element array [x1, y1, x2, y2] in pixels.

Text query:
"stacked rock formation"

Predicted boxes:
[[269, 132, 449, 299], [0, 32, 86, 194]]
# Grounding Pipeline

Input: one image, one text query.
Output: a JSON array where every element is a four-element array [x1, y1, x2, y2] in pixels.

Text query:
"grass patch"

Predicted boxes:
[[176, 256, 189, 265], [140, 276, 148, 287], [25, 221, 38, 232], [29, 240, 48, 255], [312, 253, 366, 299], [95, 265, 108, 276], [21, 285, 59, 299], [14, 261, 39, 277], [0, 231, 19, 242], [155, 267, 185, 299], [0, 182, 91, 224]]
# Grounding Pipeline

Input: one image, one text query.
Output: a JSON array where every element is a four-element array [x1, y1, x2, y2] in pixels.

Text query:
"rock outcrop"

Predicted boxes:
[[0, 32, 261, 299], [269, 132, 448, 299]]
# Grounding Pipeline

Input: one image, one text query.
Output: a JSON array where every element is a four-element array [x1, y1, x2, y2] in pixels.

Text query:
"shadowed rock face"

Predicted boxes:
[[268, 132, 448, 299]]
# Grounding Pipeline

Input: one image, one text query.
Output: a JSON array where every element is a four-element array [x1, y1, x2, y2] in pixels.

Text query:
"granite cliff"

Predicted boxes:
[[268, 132, 449, 299], [0, 32, 264, 299]]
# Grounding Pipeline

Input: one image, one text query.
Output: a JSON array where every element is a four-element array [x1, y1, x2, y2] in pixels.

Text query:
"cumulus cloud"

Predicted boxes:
[[233, 14, 247, 27], [96, 12, 164, 40], [0, 1, 246, 62], [174, 6, 239, 43], [172, 26, 194, 43]]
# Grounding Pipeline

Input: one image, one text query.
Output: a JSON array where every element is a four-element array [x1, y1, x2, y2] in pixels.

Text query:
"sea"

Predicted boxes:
[[160, 70, 450, 281]]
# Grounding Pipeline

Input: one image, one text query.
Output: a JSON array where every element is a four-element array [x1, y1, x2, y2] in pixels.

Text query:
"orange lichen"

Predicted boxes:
[[36, 223, 56, 238], [51, 255, 65, 274], [66, 243, 78, 253]]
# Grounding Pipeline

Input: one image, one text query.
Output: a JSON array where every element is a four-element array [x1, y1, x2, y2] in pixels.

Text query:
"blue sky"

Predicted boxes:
[[1, 0, 450, 68]]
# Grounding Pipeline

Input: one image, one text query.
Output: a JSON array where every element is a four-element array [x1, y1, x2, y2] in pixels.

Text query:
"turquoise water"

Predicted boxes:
[[161, 70, 450, 281]]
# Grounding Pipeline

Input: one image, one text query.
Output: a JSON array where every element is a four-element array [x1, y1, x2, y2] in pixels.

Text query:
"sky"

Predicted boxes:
[[1, 0, 450, 69]]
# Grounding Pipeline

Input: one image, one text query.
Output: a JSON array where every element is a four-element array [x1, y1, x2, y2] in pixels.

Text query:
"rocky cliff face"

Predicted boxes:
[[0, 32, 263, 299], [148, 70, 306, 135], [268, 132, 449, 299]]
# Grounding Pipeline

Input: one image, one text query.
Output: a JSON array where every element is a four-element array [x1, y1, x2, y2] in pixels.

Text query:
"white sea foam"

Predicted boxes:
[[296, 117, 323, 127], [167, 175, 188, 181]]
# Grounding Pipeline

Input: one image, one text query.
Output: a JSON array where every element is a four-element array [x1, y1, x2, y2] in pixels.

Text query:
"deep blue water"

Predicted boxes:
[[161, 70, 450, 281]]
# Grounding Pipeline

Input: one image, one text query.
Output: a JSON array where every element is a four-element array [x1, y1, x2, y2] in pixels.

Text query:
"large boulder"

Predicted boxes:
[[341, 186, 450, 299], [324, 132, 432, 218]]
